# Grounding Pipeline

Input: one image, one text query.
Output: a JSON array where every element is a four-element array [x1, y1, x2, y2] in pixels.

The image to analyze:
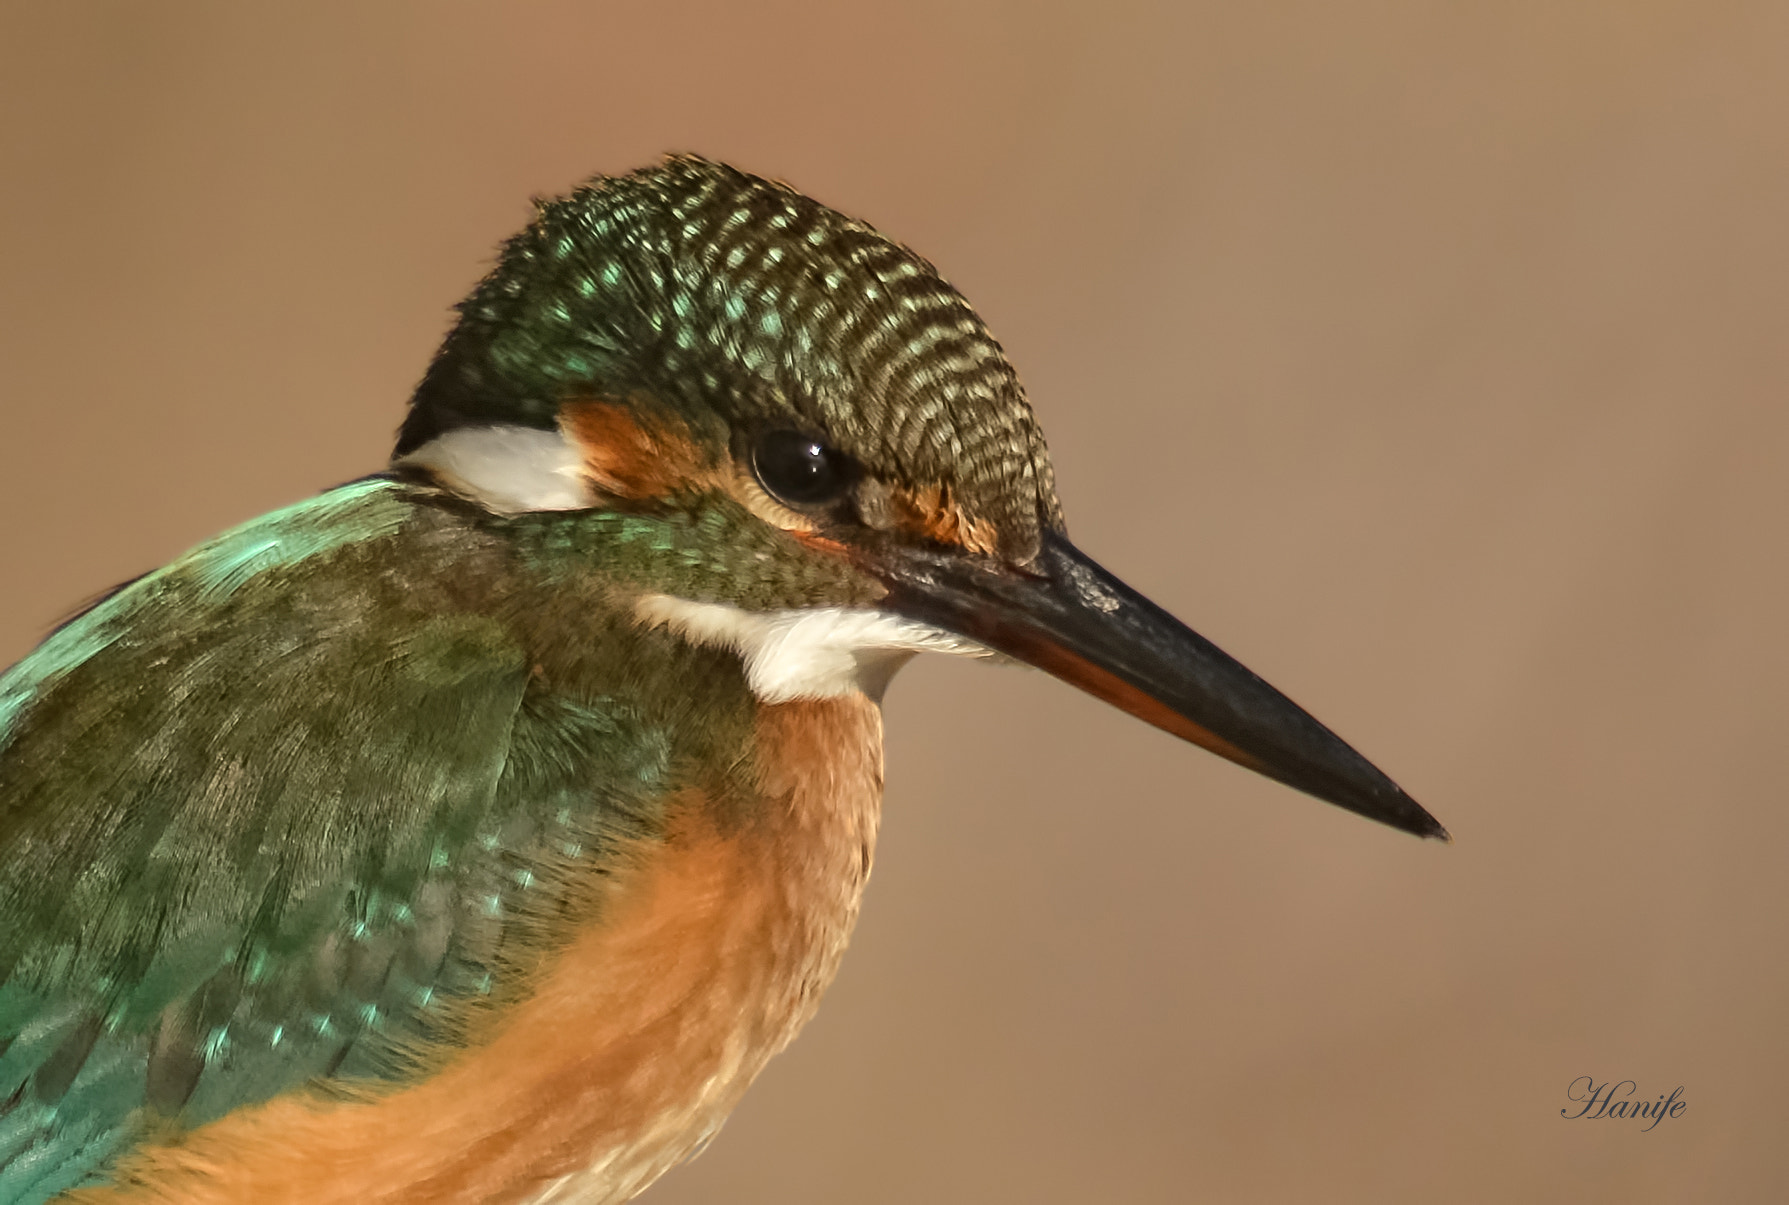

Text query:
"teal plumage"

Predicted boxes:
[[0, 474, 857, 1200]]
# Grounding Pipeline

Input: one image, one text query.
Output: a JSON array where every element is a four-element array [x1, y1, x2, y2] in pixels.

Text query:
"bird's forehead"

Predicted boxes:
[[535, 158, 1064, 559]]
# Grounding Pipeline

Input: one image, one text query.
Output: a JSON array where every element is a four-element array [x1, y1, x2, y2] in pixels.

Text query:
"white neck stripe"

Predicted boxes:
[[396, 425, 593, 513], [634, 595, 990, 703]]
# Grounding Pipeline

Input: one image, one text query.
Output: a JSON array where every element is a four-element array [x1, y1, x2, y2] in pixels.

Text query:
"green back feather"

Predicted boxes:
[[0, 478, 788, 1201]]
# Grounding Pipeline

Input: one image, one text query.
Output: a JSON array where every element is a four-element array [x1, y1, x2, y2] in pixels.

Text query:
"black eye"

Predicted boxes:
[[752, 429, 851, 508]]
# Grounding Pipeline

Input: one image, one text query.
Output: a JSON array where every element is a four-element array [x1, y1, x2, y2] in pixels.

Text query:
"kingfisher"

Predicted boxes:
[[0, 155, 1444, 1204]]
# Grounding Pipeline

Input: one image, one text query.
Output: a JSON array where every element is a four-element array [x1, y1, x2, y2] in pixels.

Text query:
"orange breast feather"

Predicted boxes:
[[66, 697, 883, 1205]]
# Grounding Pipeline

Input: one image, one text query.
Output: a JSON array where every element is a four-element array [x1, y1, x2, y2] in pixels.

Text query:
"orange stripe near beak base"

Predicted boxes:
[[1005, 630, 1269, 774]]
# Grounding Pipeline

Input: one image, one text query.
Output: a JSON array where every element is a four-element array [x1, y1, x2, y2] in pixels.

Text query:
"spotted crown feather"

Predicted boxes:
[[398, 155, 1063, 561]]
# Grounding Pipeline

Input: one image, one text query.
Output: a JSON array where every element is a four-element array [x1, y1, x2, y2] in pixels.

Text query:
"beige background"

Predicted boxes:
[[2, 3, 1784, 1202]]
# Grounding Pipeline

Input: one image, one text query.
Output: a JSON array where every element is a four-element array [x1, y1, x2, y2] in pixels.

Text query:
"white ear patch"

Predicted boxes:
[[634, 595, 992, 703], [395, 425, 593, 513]]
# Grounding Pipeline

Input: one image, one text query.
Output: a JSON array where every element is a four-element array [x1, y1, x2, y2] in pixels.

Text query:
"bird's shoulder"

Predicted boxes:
[[0, 478, 756, 1202]]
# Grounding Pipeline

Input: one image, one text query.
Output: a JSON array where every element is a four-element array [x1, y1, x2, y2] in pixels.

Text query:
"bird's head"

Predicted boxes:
[[394, 155, 1445, 840]]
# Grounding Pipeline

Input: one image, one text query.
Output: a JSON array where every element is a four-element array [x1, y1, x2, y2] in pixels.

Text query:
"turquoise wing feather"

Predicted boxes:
[[0, 481, 688, 1202]]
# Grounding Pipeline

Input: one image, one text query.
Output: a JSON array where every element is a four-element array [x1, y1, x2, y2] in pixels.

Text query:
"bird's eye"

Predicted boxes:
[[752, 429, 851, 508]]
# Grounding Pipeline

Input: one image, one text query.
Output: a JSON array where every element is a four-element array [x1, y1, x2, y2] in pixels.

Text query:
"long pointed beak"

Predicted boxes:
[[878, 531, 1447, 840]]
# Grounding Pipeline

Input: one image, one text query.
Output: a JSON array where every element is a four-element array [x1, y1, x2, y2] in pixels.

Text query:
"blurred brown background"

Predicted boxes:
[[2, 3, 1784, 1202]]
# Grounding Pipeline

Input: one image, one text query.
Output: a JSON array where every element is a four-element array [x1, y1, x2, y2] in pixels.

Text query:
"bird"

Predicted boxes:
[[0, 155, 1446, 1204]]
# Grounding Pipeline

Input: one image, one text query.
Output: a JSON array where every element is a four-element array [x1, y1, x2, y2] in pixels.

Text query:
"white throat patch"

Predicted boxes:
[[635, 595, 992, 703], [395, 425, 593, 513]]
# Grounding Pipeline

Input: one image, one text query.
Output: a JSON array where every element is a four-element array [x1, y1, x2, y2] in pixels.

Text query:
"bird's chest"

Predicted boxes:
[[518, 694, 886, 1203], [70, 697, 883, 1205]]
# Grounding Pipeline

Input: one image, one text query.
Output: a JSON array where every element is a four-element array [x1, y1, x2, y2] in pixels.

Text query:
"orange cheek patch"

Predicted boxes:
[[560, 400, 717, 499], [790, 530, 855, 560], [559, 400, 995, 570], [889, 484, 1000, 557], [562, 399, 840, 546]]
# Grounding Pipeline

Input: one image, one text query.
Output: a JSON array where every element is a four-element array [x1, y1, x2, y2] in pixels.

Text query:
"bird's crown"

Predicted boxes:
[[398, 154, 1061, 564]]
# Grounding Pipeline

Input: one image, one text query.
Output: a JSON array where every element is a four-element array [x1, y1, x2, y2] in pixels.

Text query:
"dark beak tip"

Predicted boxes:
[[1384, 790, 1450, 842], [1414, 812, 1453, 844], [1339, 777, 1448, 843], [1307, 780, 1449, 842]]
